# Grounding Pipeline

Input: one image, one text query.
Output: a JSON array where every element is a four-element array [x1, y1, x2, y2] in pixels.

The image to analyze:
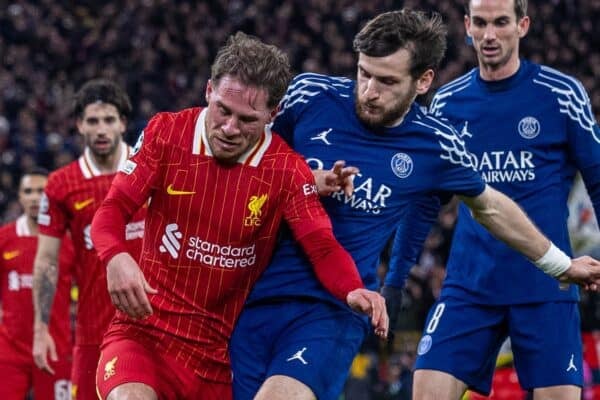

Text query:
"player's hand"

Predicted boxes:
[[312, 160, 359, 197], [346, 288, 389, 339], [33, 323, 57, 374], [559, 256, 600, 291], [106, 252, 158, 319]]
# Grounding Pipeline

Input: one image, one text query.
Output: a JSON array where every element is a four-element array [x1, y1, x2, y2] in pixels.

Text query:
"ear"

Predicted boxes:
[[205, 79, 213, 103], [517, 15, 530, 38], [415, 69, 434, 95], [76, 118, 84, 135], [464, 14, 472, 38], [268, 104, 280, 123]]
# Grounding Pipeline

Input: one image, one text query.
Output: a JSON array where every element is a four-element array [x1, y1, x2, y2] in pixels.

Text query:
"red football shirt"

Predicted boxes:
[[103, 107, 331, 383], [0, 215, 74, 357], [38, 143, 146, 346]]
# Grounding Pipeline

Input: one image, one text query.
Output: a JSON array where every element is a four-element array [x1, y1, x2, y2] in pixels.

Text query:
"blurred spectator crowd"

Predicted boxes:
[[0, 1, 598, 398]]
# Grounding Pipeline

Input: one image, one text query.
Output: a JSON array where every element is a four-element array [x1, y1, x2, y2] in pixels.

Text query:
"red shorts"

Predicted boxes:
[[0, 331, 71, 400], [72, 344, 101, 400], [96, 332, 232, 400]]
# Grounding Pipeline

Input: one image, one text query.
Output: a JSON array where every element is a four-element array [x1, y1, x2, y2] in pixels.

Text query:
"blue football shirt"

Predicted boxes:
[[245, 73, 486, 306], [429, 60, 600, 304]]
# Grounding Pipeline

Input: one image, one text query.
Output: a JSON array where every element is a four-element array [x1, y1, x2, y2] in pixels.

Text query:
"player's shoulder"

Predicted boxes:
[[0, 220, 16, 236], [144, 107, 201, 145], [263, 132, 309, 168], [532, 63, 589, 99], [435, 69, 477, 97], [411, 105, 459, 136], [281, 73, 354, 107], [429, 69, 477, 116], [47, 158, 81, 185]]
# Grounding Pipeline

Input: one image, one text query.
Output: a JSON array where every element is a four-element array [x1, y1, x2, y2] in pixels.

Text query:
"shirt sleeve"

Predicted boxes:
[[271, 73, 315, 144], [111, 113, 166, 205], [565, 83, 600, 225], [386, 195, 441, 287], [91, 186, 141, 264], [282, 156, 332, 240], [38, 176, 68, 238]]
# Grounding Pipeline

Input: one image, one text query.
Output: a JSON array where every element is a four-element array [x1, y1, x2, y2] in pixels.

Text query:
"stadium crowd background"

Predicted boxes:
[[0, 1, 598, 398]]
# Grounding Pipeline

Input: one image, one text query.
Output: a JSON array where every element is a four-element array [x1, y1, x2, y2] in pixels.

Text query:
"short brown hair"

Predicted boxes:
[[352, 9, 448, 79], [210, 32, 292, 109], [73, 79, 132, 118], [464, 0, 528, 20]]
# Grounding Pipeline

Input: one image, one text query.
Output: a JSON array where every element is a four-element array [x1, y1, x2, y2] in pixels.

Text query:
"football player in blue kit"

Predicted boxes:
[[412, 1, 600, 399], [230, 8, 600, 400]]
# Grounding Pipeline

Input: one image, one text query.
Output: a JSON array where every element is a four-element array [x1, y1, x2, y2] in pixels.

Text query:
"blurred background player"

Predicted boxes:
[[0, 168, 74, 400], [33, 79, 146, 400], [230, 8, 600, 400], [413, 0, 600, 399], [90, 32, 386, 400]]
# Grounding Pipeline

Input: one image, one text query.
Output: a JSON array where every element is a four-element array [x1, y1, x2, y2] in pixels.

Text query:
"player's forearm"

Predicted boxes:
[[32, 257, 58, 327], [298, 228, 364, 301], [91, 187, 137, 264], [461, 186, 550, 261]]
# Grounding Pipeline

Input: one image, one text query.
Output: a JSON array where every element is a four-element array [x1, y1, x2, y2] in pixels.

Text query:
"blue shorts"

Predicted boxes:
[[415, 296, 582, 395], [230, 299, 368, 400]]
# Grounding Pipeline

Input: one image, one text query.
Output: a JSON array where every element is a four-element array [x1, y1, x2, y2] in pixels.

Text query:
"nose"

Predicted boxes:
[[483, 24, 497, 41], [221, 116, 241, 136], [363, 78, 379, 101]]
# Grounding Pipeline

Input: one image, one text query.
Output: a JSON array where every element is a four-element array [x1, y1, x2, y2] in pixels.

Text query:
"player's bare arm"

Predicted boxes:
[[32, 234, 61, 374], [461, 185, 600, 289], [106, 252, 157, 319]]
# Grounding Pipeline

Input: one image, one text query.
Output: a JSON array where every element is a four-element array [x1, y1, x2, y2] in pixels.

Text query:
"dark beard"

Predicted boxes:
[[353, 86, 415, 129]]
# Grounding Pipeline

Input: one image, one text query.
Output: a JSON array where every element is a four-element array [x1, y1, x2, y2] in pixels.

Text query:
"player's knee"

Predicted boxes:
[[106, 382, 158, 400], [254, 375, 316, 400], [533, 385, 581, 400], [412, 370, 466, 400]]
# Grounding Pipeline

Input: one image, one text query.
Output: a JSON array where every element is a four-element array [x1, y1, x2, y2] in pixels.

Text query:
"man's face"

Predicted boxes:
[[18, 174, 47, 220], [355, 49, 422, 128], [205, 76, 275, 164], [76, 102, 125, 158], [465, 0, 529, 75]]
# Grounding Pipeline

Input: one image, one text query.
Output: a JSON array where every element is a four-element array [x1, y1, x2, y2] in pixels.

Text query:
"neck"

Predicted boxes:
[[27, 216, 39, 235], [88, 143, 123, 173], [479, 57, 520, 81]]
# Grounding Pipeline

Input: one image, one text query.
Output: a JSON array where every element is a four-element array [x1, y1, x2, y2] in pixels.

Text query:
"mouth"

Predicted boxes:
[[213, 136, 240, 152], [94, 139, 111, 150], [481, 44, 501, 57]]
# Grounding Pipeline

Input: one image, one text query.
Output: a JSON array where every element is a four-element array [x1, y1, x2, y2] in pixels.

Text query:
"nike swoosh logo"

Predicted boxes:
[[166, 184, 195, 196], [74, 198, 95, 211], [3, 250, 20, 260]]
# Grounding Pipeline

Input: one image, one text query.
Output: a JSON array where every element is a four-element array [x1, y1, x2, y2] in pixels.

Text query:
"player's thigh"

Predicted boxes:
[[0, 357, 30, 400], [72, 344, 101, 400], [414, 297, 508, 396], [96, 336, 162, 400], [509, 302, 583, 390], [107, 383, 158, 400], [413, 369, 467, 400], [255, 375, 315, 400], [230, 303, 277, 400], [264, 301, 368, 400], [32, 354, 72, 400], [533, 385, 581, 400]]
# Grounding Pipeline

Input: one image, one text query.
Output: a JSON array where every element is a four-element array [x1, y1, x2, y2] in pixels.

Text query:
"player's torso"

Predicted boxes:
[[41, 159, 145, 344], [0, 220, 72, 352], [0, 223, 37, 343], [431, 65, 580, 303], [251, 75, 472, 302], [140, 138, 293, 316]]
